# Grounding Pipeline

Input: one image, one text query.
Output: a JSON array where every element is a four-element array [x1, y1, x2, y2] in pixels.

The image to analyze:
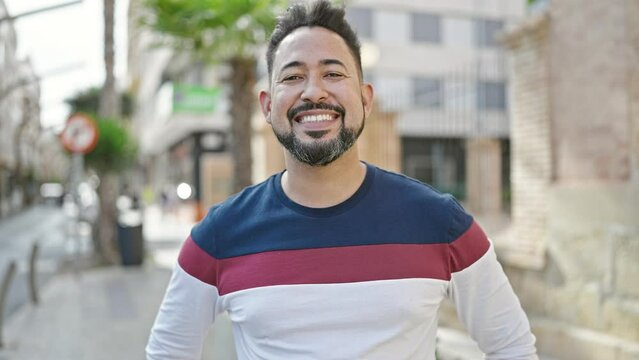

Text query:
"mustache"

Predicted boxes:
[[287, 102, 346, 122]]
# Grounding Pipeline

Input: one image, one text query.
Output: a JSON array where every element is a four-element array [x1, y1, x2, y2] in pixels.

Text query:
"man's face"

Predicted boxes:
[[259, 26, 374, 166]]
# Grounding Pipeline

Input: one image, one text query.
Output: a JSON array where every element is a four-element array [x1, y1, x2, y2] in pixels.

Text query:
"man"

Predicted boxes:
[[147, 1, 538, 359]]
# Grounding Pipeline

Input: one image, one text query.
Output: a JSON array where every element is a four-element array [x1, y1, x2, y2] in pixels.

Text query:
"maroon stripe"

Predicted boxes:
[[178, 236, 218, 286], [216, 243, 450, 296], [449, 221, 490, 273]]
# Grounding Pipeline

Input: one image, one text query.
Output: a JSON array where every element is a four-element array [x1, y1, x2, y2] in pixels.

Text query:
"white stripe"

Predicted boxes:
[[219, 278, 447, 360]]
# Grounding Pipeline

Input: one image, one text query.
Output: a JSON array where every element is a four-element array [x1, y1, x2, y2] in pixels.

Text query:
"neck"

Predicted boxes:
[[281, 147, 366, 208]]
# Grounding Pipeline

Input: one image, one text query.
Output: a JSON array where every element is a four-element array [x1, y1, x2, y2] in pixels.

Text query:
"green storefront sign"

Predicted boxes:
[[173, 84, 220, 113]]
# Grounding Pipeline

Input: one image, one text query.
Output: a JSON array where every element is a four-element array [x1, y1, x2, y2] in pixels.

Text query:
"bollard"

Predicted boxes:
[[29, 242, 40, 305], [0, 261, 17, 348]]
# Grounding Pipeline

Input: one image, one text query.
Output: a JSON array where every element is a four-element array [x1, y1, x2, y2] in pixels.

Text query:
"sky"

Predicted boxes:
[[4, 0, 129, 130]]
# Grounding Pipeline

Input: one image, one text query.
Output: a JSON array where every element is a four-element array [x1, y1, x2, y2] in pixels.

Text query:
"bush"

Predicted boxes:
[[81, 114, 137, 174]]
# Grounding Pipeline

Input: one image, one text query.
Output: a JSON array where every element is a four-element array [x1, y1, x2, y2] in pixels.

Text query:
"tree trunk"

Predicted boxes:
[[99, 0, 120, 118], [229, 57, 256, 193], [95, 0, 120, 264], [94, 173, 120, 264]]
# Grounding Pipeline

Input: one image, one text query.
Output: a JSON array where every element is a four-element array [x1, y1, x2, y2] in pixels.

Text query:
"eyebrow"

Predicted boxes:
[[279, 58, 348, 73], [280, 60, 304, 72], [320, 59, 347, 68]]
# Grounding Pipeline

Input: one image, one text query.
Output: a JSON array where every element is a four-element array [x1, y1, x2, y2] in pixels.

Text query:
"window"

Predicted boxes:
[[402, 138, 466, 200], [475, 19, 504, 48], [413, 77, 443, 108], [376, 76, 411, 111], [346, 7, 373, 39], [411, 13, 441, 43], [477, 81, 506, 110]]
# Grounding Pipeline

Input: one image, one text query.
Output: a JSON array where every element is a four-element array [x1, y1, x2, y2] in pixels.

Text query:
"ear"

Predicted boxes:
[[258, 90, 272, 124], [360, 83, 374, 118]]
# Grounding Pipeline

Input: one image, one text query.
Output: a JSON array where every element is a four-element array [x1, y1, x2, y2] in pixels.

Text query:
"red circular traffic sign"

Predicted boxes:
[[60, 113, 99, 154]]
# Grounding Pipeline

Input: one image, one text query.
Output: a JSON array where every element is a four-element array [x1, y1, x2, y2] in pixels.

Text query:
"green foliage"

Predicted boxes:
[[64, 88, 138, 174], [84, 115, 138, 174], [65, 87, 134, 118], [141, 0, 285, 62]]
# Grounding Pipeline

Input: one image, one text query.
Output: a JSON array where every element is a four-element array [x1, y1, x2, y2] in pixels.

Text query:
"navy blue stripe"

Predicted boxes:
[[191, 164, 474, 259]]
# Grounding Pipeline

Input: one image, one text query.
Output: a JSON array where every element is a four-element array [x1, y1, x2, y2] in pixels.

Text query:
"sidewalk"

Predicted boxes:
[[0, 204, 497, 360], [0, 204, 236, 360]]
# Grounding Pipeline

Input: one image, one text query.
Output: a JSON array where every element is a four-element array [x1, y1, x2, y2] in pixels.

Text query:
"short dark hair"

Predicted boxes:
[[266, 0, 363, 81]]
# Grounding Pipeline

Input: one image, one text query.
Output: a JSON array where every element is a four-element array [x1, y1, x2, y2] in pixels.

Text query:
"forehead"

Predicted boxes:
[[272, 26, 357, 73]]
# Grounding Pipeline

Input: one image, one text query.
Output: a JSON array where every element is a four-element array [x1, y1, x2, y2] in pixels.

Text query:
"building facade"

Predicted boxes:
[[0, 1, 45, 217], [344, 0, 525, 214]]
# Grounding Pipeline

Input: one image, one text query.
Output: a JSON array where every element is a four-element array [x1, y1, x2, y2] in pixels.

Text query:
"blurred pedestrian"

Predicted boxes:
[[147, 1, 538, 359]]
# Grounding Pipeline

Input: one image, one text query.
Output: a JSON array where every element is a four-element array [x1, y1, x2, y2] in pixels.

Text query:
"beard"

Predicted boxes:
[[273, 102, 365, 167]]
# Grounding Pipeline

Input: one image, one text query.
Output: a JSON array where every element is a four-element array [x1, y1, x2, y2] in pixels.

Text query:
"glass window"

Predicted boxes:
[[346, 7, 373, 39], [413, 77, 443, 108], [477, 81, 506, 110], [402, 138, 467, 200], [411, 13, 441, 43], [475, 19, 504, 48]]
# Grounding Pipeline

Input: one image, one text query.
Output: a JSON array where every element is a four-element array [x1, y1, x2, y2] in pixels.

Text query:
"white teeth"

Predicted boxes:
[[299, 114, 333, 123]]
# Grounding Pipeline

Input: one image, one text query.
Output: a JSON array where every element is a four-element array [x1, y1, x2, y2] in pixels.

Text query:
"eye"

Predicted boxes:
[[279, 74, 304, 83], [325, 72, 345, 79]]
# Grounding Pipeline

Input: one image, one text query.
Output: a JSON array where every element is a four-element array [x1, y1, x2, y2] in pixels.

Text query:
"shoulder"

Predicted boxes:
[[190, 174, 277, 254], [374, 166, 445, 201], [371, 165, 473, 243]]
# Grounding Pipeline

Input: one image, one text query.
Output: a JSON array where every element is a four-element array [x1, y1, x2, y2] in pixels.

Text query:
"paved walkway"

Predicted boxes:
[[0, 204, 492, 360]]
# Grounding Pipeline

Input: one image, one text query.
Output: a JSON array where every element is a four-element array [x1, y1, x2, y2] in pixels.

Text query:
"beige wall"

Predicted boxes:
[[501, 1, 639, 358], [200, 153, 233, 209], [629, 0, 639, 181], [465, 138, 502, 214], [549, 0, 632, 182], [358, 105, 402, 172]]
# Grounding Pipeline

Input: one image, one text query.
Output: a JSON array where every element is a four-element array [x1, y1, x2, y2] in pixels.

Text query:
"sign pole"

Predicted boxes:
[[60, 113, 99, 263], [70, 153, 84, 260]]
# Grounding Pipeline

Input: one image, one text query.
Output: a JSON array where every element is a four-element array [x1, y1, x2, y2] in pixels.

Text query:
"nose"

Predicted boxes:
[[301, 76, 328, 103]]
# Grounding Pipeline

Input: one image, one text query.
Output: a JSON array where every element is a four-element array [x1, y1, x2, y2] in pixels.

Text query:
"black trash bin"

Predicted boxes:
[[117, 210, 145, 266]]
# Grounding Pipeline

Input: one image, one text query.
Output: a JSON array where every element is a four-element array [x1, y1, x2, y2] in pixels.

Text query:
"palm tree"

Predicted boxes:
[[141, 0, 284, 192], [100, 0, 120, 118], [96, 0, 123, 264]]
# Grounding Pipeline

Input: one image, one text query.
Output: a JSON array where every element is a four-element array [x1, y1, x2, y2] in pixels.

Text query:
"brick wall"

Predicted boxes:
[[502, 13, 552, 269]]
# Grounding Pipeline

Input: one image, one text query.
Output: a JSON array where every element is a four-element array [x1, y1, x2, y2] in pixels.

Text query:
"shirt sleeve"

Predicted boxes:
[[445, 197, 538, 360], [146, 237, 220, 360]]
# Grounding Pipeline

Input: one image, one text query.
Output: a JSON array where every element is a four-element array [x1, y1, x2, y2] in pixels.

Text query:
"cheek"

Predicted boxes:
[[344, 91, 365, 118], [271, 91, 295, 114]]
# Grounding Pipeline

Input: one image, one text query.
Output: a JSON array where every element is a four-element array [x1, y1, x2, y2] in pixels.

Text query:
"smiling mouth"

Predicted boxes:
[[288, 102, 345, 125], [296, 113, 337, 123]]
